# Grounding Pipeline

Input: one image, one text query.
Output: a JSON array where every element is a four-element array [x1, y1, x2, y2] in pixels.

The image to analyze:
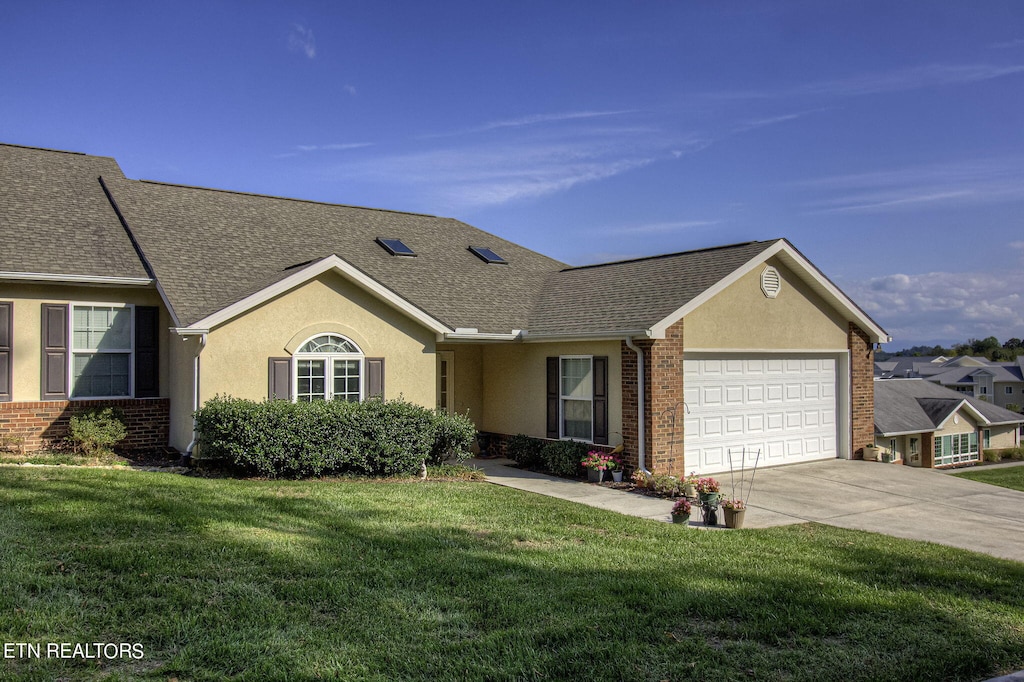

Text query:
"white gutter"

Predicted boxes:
[[0, 271, 153, 286], [625, 336, 651, 475], [183, 332, 207, 462]]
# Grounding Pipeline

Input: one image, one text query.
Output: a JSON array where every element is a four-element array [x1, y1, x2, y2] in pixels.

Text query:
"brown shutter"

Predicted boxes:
[[41, 304, 68, 400], [366, 358, 385, 399], [0, 302, 11, 402], [546, 356, 559, 438], [268, 357, 291, 400], [593, 356, 608, 445], [134, 306, 160, 398]]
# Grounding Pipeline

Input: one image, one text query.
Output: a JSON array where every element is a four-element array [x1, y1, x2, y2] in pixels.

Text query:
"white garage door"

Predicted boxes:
[[683, 355, 838, 475]]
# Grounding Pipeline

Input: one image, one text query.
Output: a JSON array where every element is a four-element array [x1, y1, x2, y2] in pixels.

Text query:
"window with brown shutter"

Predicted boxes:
[[41, 303, 69, 400], [0, 302, 11, 402]]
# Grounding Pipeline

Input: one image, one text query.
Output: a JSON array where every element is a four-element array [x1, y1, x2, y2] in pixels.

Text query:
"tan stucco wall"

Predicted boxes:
[[198, 270, 437, 409], [683, 257, 849, 350], [436, 343, 483, 425], [0, 283, 170, 402], [479, 340, 623, 445], [987, 424, 1020, 450]]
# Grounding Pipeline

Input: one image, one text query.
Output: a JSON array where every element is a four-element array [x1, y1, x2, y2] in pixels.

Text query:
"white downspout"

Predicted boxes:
[[184, 332, 207, 463], [625, 336, 651, 475]]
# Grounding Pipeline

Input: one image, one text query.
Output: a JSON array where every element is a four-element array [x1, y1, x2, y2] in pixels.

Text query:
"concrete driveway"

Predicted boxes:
[[742, 459, 1024, 562], [476, 457, 1024, 563]]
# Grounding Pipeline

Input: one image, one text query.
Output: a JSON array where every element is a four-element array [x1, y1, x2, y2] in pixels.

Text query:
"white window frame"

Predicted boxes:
[[1005, 386, 1013, 395], [437, 351, 454, 414], [293, 334, 364, 403], [934, 432, 979, 466], [559, 355, 594, 443], [983, 429, 991, 449], [69, 303, 135, 400]]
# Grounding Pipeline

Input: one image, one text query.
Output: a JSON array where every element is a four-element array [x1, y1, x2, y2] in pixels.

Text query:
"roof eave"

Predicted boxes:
[[0, 271, 153, 286]]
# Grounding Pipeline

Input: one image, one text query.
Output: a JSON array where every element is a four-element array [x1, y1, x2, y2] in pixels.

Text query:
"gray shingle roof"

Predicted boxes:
[[528, 241, 778, 335], [874, 379, 1024, 435], [104, 177, 566, 330], [0, 144, 149, 280]]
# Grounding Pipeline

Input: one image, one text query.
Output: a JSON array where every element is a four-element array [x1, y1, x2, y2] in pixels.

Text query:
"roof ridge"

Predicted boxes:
[[135, 179, 440, 218], [1, 142, 86, 156], [563, 240, 773, 271]]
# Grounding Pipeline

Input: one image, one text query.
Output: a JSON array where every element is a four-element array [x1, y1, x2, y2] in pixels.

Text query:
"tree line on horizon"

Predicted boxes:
[[877, 336, 1024, 362]]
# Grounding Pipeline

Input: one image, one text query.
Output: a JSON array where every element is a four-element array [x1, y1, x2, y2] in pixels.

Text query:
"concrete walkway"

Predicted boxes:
[[473, 457, 1024, 562]]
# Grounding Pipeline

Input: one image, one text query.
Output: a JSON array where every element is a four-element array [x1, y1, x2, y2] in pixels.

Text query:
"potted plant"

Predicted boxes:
[[610, 454, 625, 483], [581, 450, 618, 482], [695, 476, 720, 505], [670, 497, 692, 525], [682, 472, 698, 499], [863, 444, 880, 461], [721, 498, 746, 529]]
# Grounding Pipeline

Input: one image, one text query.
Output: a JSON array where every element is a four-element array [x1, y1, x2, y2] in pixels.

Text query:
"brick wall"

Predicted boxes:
[[0, 398, 170, 452], [920, 432, 934, 468], [848, 323, 875, 459], [649, 320, 685, 475]]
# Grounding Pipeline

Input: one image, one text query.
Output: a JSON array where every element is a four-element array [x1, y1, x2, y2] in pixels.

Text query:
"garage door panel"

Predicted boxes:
[[684, 355, 838, 474]]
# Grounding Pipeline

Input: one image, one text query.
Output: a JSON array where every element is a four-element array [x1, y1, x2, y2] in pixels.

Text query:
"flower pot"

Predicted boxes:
[[698, 491, 720, 505], [612, 470, 623, 483], [671, 512, 690, 525], [863, 446, 880, 462], [723, 507, 746, 529], [682, 482, 696, 499], [587, 469, 603, 483]]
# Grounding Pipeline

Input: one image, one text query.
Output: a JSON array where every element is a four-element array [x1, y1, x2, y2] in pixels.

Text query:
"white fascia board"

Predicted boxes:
[[684, 348, 849, 355], [876, 429, 933, 437], [521, 329, 651, 343], [0, 271, 153, 286], [181, 255, 450, 335], [648, 240, 891, 344], [441, 333, 521, 342]]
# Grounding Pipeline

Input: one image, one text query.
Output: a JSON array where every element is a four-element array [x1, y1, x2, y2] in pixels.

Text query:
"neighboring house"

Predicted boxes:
[[875, 356, 1024, 411], [873, 379, 1024, 468], [0, 142, 890, 475]]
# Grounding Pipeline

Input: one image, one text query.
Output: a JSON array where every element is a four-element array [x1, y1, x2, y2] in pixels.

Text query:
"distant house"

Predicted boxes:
[[873, 379, 1024, 467], [875, 356, 1024, 411], [0, 142, 890, 475]]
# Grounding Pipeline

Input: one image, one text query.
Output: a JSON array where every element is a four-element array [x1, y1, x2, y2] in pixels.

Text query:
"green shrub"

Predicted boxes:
[[194, 396, 475, 478], [68, 407, 128, 456], [653, 474, 682, 496], [506, 434, 545, 468], [540, 439, 588, 477], [984, 449, 1003, 463], [428, 410, 476, 465]]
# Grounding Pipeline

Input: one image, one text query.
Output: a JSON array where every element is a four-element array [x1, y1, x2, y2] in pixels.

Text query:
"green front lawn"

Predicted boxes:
[[954, 465, 1024, 492], [1, 467, 1022, 681]]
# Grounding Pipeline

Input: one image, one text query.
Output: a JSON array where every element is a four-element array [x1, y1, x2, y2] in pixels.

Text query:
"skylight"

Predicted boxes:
[[468, 246, 507, 264], [376, 238, 416, 257]]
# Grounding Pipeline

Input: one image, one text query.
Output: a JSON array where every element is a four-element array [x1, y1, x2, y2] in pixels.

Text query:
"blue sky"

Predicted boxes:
[[3, 2, 1023, 349]]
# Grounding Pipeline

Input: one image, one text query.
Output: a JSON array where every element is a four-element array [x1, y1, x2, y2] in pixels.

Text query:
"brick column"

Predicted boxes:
[[649, 320, 685, 475], [920, 432, 934, 468], [848, 323, 875, 459]]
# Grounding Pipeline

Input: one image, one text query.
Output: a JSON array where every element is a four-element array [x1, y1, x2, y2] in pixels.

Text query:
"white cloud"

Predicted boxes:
[[846, 269, 1024, 347], [321, 122, 707, 211], [797, 157, 1024, 214], [343, 84, 357, 96], [288, 24, 316, 59], [294, 143, 373, 153], [422, 110, 638, 139], [733, 108, 829, 133]]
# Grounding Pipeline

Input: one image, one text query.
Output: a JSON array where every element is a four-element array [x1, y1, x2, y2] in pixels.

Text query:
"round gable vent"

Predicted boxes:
[[761, 265, 781, 299]]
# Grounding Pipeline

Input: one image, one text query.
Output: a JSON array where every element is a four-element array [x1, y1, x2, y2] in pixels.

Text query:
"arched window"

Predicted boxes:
[[294, 334, 364, 402]]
